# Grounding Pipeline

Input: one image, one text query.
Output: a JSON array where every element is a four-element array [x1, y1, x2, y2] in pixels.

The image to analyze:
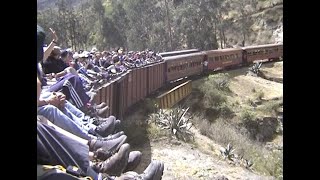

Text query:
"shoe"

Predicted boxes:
[[98, 131, 125, 141], [95, 102, 107, 109], [141, 160, 159, 180], [95, 117, 116, 137], [94, 116, 117, 126], [153, 161, 164, 180], [115, 120, 121, 132], [89, 92, 97, 103], [94, 148, 113, 161], [92, 143, 130, 176], [116, 160, 164, 180], [95, 106, 109, 118], [89, 135, 127, 152], [124, 151, 142, 172]]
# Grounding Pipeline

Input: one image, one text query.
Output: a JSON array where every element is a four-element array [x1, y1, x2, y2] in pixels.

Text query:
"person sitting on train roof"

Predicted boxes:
[[37, 118, 161, 180], [37, 27, 118, 140]]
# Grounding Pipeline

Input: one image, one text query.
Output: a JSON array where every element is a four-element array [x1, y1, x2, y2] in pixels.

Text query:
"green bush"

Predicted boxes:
[[198, 73, 233, 119]]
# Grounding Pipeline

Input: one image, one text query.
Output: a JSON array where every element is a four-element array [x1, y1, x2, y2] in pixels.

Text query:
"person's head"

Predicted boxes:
[[37, 25, 46, 63], [61, 50, 68, 60], [50, 46, 61, 59], [60, 50, 72, 64]]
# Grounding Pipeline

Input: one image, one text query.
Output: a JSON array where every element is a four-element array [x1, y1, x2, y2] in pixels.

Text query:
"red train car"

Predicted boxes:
[[242, 44, 283, 63], [146, 62, 165, 95], [164, 52, 205, 82], [93, 80, 116, 117], [127, 67, 148, 106], [205, 48, 243, 71]]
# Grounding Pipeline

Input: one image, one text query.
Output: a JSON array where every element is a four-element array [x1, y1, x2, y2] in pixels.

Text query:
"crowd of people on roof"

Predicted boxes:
[[37, 26, 164, 180], [40, 42, 163, 88]]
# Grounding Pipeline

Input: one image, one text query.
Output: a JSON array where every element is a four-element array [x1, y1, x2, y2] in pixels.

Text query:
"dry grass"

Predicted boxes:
[[259, 97, 283, 116], [194, 116, 282, 179], [146, 122, 169, 139]]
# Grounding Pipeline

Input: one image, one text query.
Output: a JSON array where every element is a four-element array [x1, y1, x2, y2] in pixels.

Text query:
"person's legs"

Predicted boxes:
[[37, 121, 90, 172], [37, 121, 101, 180], [48, 73, 90, 109], [38, 105, 92, 140], [61, 101, 96, 132]]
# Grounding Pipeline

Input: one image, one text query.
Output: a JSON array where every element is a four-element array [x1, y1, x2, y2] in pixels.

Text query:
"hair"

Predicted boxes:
[[37, 25, 46, 63], [61, 51, 68, 59]]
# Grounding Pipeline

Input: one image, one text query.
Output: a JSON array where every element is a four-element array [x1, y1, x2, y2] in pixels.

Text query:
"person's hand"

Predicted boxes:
[[49, 28, 58, 42], [45, 73, 55, 80], [56, 92, 66, 108], [56, 92, 66, 101], [46, 93, 60, 107]]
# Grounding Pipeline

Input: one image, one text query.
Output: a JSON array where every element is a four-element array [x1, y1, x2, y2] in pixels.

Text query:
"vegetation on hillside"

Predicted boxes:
[[37, 0, 282, 51]]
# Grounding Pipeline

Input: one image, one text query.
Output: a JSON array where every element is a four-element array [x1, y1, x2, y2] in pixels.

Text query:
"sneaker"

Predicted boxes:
[[92, 143, 130, 176]]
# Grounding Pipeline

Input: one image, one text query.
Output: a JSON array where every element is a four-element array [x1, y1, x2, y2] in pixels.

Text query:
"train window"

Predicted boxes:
[[214, 57, 219, 61]]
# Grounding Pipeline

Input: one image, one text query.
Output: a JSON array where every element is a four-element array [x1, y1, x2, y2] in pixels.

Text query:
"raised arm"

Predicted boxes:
[[43, 28, 59, 61]]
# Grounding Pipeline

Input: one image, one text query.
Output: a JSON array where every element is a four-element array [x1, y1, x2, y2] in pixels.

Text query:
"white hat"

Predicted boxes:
[[91, 48, 98, 53], [73, 53, 79, 59]]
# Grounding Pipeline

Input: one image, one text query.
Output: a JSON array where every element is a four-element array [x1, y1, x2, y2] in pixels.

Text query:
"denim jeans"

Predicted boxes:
[[37, 99, 97, 140]]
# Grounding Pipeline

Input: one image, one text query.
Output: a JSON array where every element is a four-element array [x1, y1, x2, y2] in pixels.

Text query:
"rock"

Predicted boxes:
[[215, 175, 229, 180], [253, 100, 262, 105]]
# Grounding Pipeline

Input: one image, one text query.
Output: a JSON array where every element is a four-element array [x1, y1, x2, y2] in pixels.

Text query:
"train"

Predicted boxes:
[[93, 43, 283, 118]]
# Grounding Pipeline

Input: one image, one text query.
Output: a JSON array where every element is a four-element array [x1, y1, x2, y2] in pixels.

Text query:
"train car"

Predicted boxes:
[[164, 52, 205, 82], [205, 48, 243, 71], [159, 49, 200, 57], [127, 67, 148, 106], [93, 79, 117, 118], [242, 43, 283, 63], [146, 62, 165, 95]]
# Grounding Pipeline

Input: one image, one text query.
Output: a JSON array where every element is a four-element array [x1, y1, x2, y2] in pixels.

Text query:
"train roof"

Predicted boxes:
[[242, 43, 283, 50], [163, 52, 205, 61], [206, 47, 243, 54], [159, 49, 200, 57]]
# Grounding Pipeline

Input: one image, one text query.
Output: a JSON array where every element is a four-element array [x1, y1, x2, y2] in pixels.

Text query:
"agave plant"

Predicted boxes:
[[149, 107, 194, 141], [220, 143, 236, 161], [248, 62, 262, 76], [241, 158, 253, 169]]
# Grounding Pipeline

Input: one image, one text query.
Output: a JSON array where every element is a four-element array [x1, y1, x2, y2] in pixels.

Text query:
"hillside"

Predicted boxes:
[[223, 0, 283, 46], [37, 0, 86, 10], [123, 61, 283, 179]]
